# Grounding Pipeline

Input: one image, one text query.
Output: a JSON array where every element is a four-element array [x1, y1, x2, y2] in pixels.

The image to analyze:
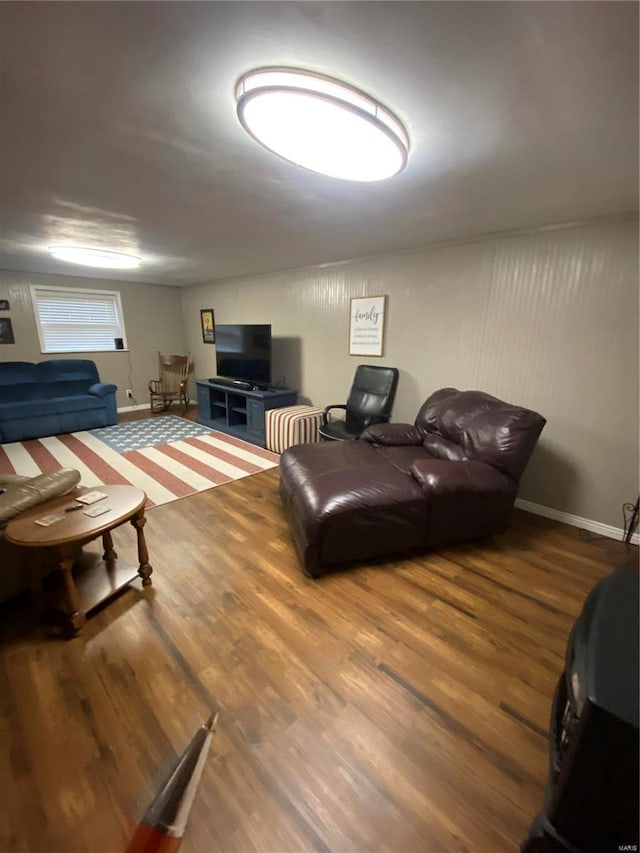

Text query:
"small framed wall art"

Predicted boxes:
[[349, 295, 386, 357], [0, 299, 9, 310], [0, 317, 14, 344], [200, 309, 215, 344]]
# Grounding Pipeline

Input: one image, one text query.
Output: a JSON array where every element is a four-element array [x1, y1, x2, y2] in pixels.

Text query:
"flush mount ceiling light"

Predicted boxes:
[[235, 68, 409, 182], [48, 246, 141, 269]]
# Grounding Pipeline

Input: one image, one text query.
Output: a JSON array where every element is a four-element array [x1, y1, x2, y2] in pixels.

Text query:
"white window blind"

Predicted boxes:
[[31, 286, 127, 353]]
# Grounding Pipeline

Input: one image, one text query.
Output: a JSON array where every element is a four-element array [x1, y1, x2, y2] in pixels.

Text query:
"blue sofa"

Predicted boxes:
[[0, 360, 118, 443]]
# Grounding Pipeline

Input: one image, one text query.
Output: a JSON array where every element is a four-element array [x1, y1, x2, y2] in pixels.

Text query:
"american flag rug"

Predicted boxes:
[[0, 416, 279, 508]]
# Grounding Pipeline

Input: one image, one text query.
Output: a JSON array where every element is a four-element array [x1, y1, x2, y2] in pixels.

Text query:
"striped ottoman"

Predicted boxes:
[[266, 405, 324, 454]]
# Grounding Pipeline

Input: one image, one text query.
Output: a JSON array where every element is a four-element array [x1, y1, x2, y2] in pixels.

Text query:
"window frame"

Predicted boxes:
[[30, 284, 129, 354]]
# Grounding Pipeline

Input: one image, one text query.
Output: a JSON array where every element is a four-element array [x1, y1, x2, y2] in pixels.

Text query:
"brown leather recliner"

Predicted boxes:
[[279, 387, 546, 577]]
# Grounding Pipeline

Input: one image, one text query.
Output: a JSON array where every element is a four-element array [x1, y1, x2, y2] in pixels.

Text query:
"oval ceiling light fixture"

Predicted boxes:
[[235, 68, 409, 182], [48, 246, 141, 269]]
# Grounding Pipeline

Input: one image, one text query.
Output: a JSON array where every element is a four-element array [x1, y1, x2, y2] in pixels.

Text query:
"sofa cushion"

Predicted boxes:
[[421, 433, 468, 462], [417, 388, 498, 441], [410, 458, 514, 497], [282, 461, 428, 574], [0, 362, 38, 386], [0, 361, 98, 403], [280, 439, 386, 488], [1, 384, 48, 403], [409, 457, 517, 547], [374, 444, 434, 475], [459, 408, 546, 480], [361, 422, 423, 446], [43, 380, 93, 398], [51, 395, 105, 414], [415, 388, 546, 480], [0, 399, 59, 419], [35, 359, 99, 384]]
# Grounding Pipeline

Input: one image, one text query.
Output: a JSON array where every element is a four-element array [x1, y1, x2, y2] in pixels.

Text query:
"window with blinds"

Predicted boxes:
[[30, 286, 127, 353]]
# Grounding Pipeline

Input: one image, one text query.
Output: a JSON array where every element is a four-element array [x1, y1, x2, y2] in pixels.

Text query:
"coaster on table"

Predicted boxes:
[[34, 513, 65, 527], [83, 504, 111, 518], [77, 491, 108, 505]]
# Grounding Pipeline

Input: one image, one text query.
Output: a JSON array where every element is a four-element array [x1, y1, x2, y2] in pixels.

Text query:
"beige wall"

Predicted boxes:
[[181, 216, 639, 529], [0, 270, 186, 410]]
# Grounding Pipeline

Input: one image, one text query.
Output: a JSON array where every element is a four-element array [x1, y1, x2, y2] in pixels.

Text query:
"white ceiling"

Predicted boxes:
[[0, 1, 637, 287]]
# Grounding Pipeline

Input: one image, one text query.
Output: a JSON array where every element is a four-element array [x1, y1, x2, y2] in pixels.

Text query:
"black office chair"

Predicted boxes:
[[319, 365, 399, 441]]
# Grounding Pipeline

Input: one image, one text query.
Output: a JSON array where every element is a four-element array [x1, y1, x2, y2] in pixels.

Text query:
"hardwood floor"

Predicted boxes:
[[0, 416, 635, 852]]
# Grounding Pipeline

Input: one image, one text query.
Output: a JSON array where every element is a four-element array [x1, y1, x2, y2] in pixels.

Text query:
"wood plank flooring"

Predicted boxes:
[[0, 414, 635, 852]]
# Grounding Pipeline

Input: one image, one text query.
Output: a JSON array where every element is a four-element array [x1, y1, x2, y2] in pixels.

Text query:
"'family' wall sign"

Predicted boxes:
[[349, 295, 386, 357]]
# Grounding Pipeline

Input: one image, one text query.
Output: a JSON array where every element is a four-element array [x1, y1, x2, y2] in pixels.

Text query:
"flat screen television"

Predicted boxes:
[[215, 324, 272, 386]]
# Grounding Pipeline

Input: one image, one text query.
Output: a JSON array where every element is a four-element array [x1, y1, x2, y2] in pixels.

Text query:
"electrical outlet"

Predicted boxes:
[[126, 389, 133, 399]]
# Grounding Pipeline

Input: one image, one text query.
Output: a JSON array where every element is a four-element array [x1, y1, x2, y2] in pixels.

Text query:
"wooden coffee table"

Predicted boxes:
[[5, 485, 153, 638]]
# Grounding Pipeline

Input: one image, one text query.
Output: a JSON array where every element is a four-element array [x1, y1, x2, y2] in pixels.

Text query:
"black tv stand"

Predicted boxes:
[[196, 379, 297, 448]]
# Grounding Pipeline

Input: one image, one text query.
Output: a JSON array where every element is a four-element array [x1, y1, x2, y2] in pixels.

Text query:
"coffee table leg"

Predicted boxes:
[[59, 557, 86, 638], [102, 531, 118, 562], [131, 511, 153, 586]]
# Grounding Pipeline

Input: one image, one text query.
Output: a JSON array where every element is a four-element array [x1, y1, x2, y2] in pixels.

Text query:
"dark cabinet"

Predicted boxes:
[[246, 398, 266, 442], [195, 380, 297, 448], [521, 565, 639, 853]]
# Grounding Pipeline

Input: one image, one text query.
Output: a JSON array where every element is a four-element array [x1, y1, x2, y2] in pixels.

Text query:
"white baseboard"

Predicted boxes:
[[117, 400, 195, 414], [515, 498, 640, 546], [117, 403, 151, 413]]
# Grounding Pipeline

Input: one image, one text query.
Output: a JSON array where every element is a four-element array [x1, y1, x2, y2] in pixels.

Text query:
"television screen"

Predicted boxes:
[[215, 324, 272, 385]]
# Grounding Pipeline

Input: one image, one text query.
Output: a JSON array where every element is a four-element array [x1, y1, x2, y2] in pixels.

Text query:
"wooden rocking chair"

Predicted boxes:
[[148, 353, 192, 414]]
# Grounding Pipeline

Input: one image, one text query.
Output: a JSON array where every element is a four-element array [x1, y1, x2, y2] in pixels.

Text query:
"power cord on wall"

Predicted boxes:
[[127, 348, 138, 407], [622, 497, 639, 544]]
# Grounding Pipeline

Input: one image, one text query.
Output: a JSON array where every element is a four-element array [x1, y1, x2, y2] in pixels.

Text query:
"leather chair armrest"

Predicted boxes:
[[360, 423, 423, 446], [410, 458, 512, 498], [322, 404, 347, 425], [89, 382, 117, 398]]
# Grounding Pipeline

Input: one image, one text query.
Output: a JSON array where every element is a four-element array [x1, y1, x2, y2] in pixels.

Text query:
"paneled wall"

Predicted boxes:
[[181, 216, 639, 529], [0, 270, 186, 410]]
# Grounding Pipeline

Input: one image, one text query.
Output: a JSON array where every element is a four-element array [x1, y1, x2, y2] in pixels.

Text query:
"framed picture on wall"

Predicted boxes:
[[0, 317, 14, 344], [200, 309, 215, 344], [0, 299, 9, 310], [349, 295, 386, 356]]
